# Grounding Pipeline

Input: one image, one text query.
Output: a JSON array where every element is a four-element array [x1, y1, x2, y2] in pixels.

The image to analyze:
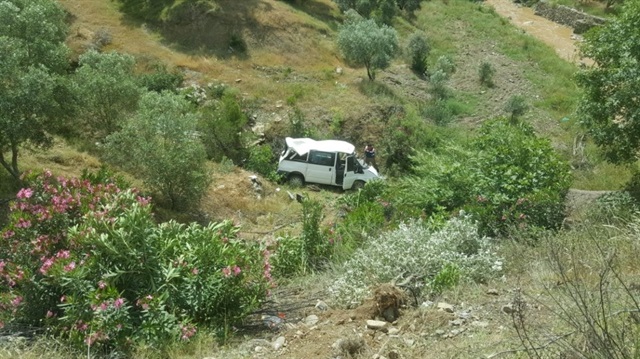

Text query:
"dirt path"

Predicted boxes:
[[484, 0, 584, 63]]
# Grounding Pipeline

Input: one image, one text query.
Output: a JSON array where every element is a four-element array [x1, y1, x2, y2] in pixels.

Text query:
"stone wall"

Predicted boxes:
[[533, 1, 606, 34]]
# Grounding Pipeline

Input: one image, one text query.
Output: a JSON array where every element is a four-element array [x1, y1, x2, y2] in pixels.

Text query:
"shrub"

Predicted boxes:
[[245, 144, 280, 182], [395, 144, 475, 216], [434, 55, 456, 78], [105, 91, 210, 210], [429, 69, 450, 100], [138, 65, 184, 93], [504, 94, 529, 122], [406, 31, 431, 76], [468, 118, 571, 237], [329, 216, 503, 308], [380, 108, 443, 175], [0, 172, 271, 354], [479, 61, 495, 87], [198, 92, 251, 164], [271, 199, 332, 276], [395, 118, 571, 238]]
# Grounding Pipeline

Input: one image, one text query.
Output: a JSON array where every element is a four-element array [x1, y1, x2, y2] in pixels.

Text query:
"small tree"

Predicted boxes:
[[407, 31, 431, 76], [504, 95, 529, 123], [478, 61, 495, 87], [74, 50, 142, 139], [105, 91, 210, 210], [0, 0, 72, 180], [337, 10, 399, 81], [198, 93, 250, 164], [576, 1, 640, 164]]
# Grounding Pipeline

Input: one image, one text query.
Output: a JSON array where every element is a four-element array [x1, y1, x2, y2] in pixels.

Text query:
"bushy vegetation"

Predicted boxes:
[[105, 91, 210, 210], [395, 118, 571, 237], [0, 172, 270, 355], [329, 216, 503, 307]]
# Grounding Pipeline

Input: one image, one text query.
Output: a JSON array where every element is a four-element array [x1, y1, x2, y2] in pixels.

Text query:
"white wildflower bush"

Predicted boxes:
[[329, 215, 503, 308]]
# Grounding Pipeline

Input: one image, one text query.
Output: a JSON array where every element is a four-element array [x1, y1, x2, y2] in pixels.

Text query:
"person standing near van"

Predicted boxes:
[[364, 143, 377, 170]]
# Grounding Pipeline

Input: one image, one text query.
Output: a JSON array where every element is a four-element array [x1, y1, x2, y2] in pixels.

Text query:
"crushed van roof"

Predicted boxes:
[[285, 137, 355, 156]]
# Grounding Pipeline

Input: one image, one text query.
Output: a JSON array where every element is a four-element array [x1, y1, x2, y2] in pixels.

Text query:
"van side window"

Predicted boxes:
[[288, 152, 308, 162], [346, 155, 356, 171], [309, 151, 335, 166]]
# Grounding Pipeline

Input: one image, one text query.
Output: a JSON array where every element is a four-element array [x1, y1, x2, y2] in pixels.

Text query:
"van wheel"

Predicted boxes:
[[288, 174, 304, 187], [352, 180, 365, 190]]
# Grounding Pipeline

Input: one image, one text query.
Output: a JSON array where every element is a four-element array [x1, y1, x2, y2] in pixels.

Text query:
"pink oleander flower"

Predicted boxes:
[[16, 218, 31, 229], [222, 266, 231, 277], [46, 310, 54, 318], [0, 261, 5, 273], [11, 296, 23, 307], [114, 298, 124, 309], [145, 294, 153, 300], [63, 261, 76, 272], [98, 281, 106, 289], [40, 257, 55, 275], [232, 265, 242, 276], [100, 302, 108, 311], [16, 188, 33, 199], [60, 295, 66, 303], [56, 250, 70, 259], [191, 268, 199, 275], [2, 230, 14, 239]]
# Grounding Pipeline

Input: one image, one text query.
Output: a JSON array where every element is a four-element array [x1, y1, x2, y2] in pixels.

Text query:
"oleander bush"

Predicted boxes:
[[0, 171, 271, 355]]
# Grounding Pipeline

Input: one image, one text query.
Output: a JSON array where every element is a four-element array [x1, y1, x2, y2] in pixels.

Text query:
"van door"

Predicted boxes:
[[306, 150, 336, 185], [342, 155, 358, 189]]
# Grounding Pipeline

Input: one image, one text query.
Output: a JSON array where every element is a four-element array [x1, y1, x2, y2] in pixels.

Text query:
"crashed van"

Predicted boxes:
[[277, 137, 381, 190]]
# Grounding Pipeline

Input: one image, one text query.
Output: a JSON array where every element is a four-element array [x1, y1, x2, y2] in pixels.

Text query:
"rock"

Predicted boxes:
[[387, 327, 400, 335], [458, 311, 472, 320], [272, 336, 286, 350], [255, 346, 265, 352], [389, 350, 400, 359], [420, 300, 433, 308], [315, 300, 329, 311], [435, 329, 446, 335], [262, 315, 284, 330], [487, 288, 499, 296], [502, 303, 515, 314], [336, 67, 343, 75], [450, 319, 464, 326], [235, 78, 242, 83], [403, 338, 415, 347], [437, 302, 454, 313], [304, 314, 319, 326], [366, 320, 388, 331]]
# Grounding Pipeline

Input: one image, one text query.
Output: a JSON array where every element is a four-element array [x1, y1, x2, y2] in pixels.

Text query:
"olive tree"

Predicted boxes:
[[576, 1, 640, 164], [105, 91, 210, 210], [336, 10, 399, 80], [0, 0, 71, 180], [74, 50, 142, 140]]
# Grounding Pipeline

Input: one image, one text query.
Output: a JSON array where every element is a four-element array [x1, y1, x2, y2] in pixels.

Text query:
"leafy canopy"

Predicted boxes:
[[0, 0, 71, 179], [105, 91, 210, 210], [576, 1, 640, 164], [336, 10, 399, 80], [73, 50, 142, 139]]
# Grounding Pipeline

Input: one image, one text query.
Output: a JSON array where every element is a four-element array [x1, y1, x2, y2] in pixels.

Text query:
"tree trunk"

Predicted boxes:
[[0, 143, 20, 180]]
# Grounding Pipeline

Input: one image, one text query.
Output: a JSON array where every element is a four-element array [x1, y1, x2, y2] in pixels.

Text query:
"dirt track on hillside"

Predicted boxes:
[[485, 0, 586, 63]]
